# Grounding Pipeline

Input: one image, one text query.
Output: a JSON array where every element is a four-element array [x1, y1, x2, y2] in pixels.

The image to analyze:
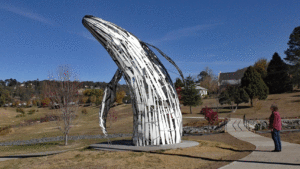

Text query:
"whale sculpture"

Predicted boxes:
[[82, 15, 184, 146]]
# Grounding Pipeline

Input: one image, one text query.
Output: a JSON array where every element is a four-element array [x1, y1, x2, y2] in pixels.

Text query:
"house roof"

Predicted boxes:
[[219, 70, 245, 82]]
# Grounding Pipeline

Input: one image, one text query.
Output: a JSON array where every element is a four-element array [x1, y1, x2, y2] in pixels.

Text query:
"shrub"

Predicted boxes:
[[32, 100, 37, 106], [95, 97, 102, 106], [82, 108, 88, 115], [116, 91, 126, 104], [39, 115, 60, 123], [200, 107, 213, 115], [204, 108, 218, 125], [90, 95, 97, 103], [80, 96, 89, 104], [28, 109, 36, 115], [41, 98, 51, 107], [26, 100, 32, 107], [16, 108, 25, 114]]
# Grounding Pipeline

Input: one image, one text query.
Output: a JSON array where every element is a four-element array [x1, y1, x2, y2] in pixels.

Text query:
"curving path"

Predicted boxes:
[[220, 118, 300, 169]]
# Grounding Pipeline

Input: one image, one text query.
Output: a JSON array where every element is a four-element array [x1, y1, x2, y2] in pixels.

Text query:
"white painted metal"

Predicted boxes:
[[82, 15, 183, 146]]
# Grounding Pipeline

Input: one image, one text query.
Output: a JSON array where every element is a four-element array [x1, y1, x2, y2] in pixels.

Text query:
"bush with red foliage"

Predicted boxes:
[[202, 106, 218, 125], [200, 107, 213, 115]]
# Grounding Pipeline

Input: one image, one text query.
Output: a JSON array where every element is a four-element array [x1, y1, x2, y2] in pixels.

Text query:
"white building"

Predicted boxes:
[[195, 86, 208, 97], [181, 84, 208, 97]]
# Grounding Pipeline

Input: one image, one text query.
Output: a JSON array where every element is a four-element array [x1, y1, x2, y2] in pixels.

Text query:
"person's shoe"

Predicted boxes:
[[272, 150, 281, 152]]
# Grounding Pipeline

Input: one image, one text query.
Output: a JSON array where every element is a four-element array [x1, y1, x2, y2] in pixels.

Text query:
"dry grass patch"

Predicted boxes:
[[181, 91, 300, 120], [0, 137, 132, 157], [0, 138, 242, 169], [0, 105, 133, 143]]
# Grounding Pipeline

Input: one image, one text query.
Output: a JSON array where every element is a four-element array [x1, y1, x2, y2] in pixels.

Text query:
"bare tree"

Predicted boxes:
[[201, 75, 218, 95], [46, 65, 82, 146]]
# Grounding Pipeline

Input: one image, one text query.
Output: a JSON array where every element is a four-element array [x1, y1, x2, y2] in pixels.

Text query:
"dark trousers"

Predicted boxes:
[[271, 129, 282, 151]]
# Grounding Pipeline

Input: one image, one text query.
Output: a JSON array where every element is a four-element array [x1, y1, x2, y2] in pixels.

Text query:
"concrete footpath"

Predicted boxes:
[[0, 150, 68, 162], [220, 118, 300, 169]]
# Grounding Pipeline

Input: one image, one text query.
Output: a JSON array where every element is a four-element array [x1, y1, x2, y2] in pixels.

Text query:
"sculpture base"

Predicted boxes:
[[89, 140, 198, 152]]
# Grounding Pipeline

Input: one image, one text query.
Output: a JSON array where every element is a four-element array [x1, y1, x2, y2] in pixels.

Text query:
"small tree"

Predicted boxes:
[[116, 90, 126, 104], [233, 88, 249, 108], [46, 65, 82, 146], [0, 88, 11, 106], [253, 58, 268, 79], [199, 67, 219, 95], [224, 85, 249, 109], [90, 95, 96, 104], [205, 109, 218, 125], [218, 89, 231, 105], [182, 76, 202, 114], [95, 96, 102, 106], [41, 98, 51, 107], [174, 78, 184, 89], [241, 66, 269, 106], [80, 96, 89, 104]]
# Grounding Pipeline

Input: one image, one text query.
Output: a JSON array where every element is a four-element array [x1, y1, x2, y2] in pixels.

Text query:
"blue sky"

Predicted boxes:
[[0, 0, 299, 84]]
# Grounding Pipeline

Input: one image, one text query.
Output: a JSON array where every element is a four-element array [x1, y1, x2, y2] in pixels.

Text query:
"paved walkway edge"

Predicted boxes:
[[220, 118, 300, 169]]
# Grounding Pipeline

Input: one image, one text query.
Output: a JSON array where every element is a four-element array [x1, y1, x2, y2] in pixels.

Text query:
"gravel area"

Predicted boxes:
[[0, 133, 132, 146]]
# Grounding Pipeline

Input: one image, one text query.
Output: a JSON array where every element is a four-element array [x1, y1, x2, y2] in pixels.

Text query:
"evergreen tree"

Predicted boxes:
[[218, 89, 231, 105], [241, 66, 269, 107], [233, 88, 249, 107], [265, 52, 292, 94], [284, 26, 300, 88], [218, 85, 249, 108], [174, 78, 184, 88], [182, 76, 202, 114]]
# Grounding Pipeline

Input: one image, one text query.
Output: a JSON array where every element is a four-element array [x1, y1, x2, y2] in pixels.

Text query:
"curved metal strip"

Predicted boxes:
[[143, 42, 185, 84], [99, 69, 123, 136]]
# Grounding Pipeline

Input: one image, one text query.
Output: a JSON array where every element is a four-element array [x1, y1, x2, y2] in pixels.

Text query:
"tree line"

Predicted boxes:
[[0, 78, 129, 107]]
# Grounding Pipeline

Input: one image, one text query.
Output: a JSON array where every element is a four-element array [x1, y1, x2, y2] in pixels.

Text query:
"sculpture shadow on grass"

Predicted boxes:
[[147, 151, 300, 166], [96, 139, 134, 146]]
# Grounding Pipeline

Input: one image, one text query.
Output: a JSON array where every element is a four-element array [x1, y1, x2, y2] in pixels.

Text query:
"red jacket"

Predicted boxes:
[[269, 111, 282, 131]]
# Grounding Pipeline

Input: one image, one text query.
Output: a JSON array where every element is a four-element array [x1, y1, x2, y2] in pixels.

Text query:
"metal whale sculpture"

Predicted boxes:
[[82, 15, 184, 146]]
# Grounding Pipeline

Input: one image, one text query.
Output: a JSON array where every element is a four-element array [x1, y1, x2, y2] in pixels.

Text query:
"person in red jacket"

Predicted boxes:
[[269, 104, 282, 152]]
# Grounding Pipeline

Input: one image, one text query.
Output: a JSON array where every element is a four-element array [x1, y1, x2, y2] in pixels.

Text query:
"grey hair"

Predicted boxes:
[[270, 104, 278, 111]]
